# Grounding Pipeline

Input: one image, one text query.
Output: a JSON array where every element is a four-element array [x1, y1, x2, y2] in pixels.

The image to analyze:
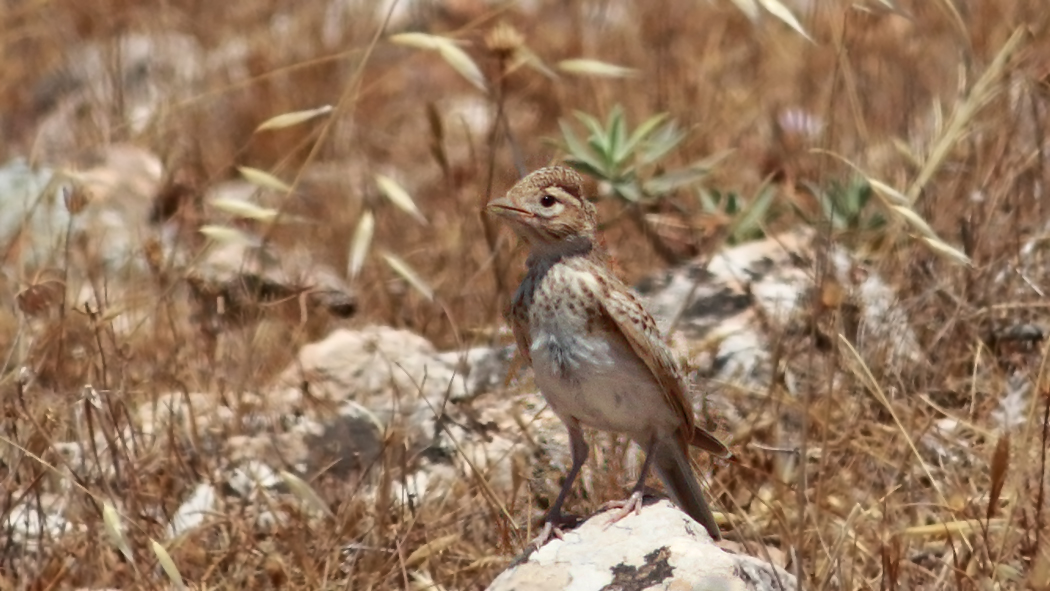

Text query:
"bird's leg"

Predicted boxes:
[[532, 419, 588, 549], [601, 434, 658, 526]]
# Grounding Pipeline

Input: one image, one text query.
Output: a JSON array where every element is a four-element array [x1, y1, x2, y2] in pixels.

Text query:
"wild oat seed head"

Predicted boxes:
[[485, 21, 525, 58], [63, 183, 90, 215]]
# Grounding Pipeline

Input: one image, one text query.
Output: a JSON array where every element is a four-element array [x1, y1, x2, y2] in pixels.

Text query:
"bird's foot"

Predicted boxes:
[[600, 490, 647, 529], [529, 521, 564, 550], [530, 512, 581, 550]]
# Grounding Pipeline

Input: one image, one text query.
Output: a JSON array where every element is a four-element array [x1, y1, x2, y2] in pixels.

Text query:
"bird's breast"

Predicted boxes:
[[530, 325, 614, 382], [530, 324, 675, 436], [516, 259, 681, 437], [525, 266, 610, 376]]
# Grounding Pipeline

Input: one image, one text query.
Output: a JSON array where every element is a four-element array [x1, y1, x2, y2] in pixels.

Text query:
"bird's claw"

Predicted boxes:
[[600, 490, 647, 529], [529, 511, 582, 550], [529, 521, 565, 550]]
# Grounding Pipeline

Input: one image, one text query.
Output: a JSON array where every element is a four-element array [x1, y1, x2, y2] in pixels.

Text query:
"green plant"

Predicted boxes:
[[800, 176, 886, 237], [697, 182, 777, 246], [555, 105, 732, 262], [556, 105, 715, 205]]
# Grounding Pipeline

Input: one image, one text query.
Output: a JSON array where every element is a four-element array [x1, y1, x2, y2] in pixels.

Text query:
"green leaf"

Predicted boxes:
[[787, 194, 815, 225], [729, 183, 776, 240], [574, 111, 607, 143], [612, 180, 644, 203], [854, 180, 874, 209], [690, 148, 736, 171], [698, 188, 721, 212], [559, 121, 606, 175], [575, 111, 613, 164], [621, 113, 670, 161], [607, 106, 628, 165], [638, 122, 686, 167], [725, 193, 741, 215], [804, 181, 842, 229], [820, 197, 846, 230], [564, 158, 608, 182], [643, 165, 712, 195]]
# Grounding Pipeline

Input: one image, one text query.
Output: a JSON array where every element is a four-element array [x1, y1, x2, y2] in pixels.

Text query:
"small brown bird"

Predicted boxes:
[[486, 166, 730, 546]]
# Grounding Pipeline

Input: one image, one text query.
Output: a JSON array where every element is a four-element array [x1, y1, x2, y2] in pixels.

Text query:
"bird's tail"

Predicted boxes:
[[688, 425, 732, 459], [652, 438, 722, 541]]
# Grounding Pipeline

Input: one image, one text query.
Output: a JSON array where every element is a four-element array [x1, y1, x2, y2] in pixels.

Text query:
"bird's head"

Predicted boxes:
[[485, 166, 598, 259]]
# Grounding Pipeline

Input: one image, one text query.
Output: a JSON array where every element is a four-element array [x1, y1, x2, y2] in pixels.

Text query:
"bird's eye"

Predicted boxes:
[[540, 194, 557, 207]]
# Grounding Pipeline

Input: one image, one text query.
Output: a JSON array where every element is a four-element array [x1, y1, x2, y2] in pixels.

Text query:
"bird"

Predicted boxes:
[[485, 165, 731, 547]]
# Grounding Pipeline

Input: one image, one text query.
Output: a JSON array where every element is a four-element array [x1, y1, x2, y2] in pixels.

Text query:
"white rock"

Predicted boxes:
[[167, 483, 217, 538], [486, 501, 795, 591], [642, 228, 923, 386], [228, 461, 283, 498], [4, 493, 72, 546], [271, 326, 485, 428], [0, 146, 163, 296]]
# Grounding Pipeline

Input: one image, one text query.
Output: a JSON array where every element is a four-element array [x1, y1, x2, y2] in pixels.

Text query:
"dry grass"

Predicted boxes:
[[1, 0, 1049, 588]]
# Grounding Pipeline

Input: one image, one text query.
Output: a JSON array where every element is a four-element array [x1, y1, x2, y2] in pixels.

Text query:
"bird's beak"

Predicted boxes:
[[484, 197, 530, 219]]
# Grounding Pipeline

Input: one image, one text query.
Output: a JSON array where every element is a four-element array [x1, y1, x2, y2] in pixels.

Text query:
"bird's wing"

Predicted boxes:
[[597, 273, 730, 458], [506, 294, 533, 366]]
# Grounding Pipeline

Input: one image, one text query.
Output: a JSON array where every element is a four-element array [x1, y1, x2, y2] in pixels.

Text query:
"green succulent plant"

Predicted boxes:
[[556, 105, 717, 205], [801, 176, 886, 239], [698, 182, 777, 246], [554, 105, 743, 262]]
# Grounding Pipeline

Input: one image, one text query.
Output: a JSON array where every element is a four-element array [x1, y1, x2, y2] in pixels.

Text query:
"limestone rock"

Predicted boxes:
[[486, 500, 795, 591]]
